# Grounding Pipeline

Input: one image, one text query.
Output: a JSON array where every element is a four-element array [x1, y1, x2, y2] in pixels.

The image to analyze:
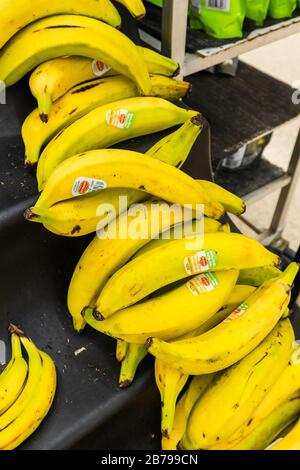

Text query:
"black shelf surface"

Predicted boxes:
[[184, 61, 300, 168], [141, 3, 300, 53], [214, 157, 286, 199]]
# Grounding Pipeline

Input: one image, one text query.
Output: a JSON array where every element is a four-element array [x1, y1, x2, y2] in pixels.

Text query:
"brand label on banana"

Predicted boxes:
[[72, 177, 107, 197], [106, 110, 134, 129], [224, 303, 249, 323], [92, 60, 111, 77], [186, 272, 219, 296], [184, 250, 217, 275]]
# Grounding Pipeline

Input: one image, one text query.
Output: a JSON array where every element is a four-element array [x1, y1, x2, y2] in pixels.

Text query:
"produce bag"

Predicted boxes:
[[146, 0, 163, 6], [246, 0, 270, 25], [189, 0, 246, 39], [268, 0, 297, 18]]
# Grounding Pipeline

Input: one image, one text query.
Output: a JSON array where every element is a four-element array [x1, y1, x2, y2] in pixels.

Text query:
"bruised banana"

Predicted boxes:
[[119, 343, 148, 388], [0, 333, 28, 415], [223, 344, 300, 449], [232, 393, 300, 450], [162, 374, 216, 451], [180, 320, 294, 450], [0, 0, 121, 48], [148, 263, 298, 375], [97, 232, 278, 317], [155, 358, 189, 439], [116, 0, 146, 19], [35, 149, 224, 220], [28, 47, 181, 124], [84, 269, 239, 343], [0, 15, 150, 94], [269, 417, 300, 450], [68, 199, 194, 333], [36, 98, 198, 188], [23, 79, 193, 167]]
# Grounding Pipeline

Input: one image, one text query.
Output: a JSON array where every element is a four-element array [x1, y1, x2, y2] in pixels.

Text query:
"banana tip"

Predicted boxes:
[[119, 379, 132, 389], [24, 208, 38, 221], [191, 113, 205, 128], [173, 64, 181, 78], [145, 337, 153, 350], [8, 323, 26, 337], [39, 113, 49, 124], [24, 160, 36, 169]]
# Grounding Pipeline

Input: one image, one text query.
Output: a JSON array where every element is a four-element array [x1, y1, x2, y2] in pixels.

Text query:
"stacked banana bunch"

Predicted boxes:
[[0, 326, 56, 450]]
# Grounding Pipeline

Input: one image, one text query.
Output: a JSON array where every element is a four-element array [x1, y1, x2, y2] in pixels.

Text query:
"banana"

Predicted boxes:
[[200, 180, 246, 216], [119, 343, 148, 388], [0, 0, 121, 48], [35, 149, 224, 220], [0, 333, 28, 415], [231, 393, 300, 450], [0, 349, 56, 450], [237, 265, 281, 287], [162, 374, 216, 450], [269, 417, 300, 450], [0, 15, 151, 94], [155, 358, 189, 439], [116, 340, 128, 363], [25, 188, 147, 237], [0, 332, 43, 432], [68, 199, 194, 332], [84, 269, 239, 343], [139, 47, 180, 78], [222, 344, 300, 448], [180, 319, 294, 450], [147, 263, 298, 375], [116, 0, 146, 19], [97, 232, 278, 317], [23, 79, 193, 166], [36, 99, 198, 188]]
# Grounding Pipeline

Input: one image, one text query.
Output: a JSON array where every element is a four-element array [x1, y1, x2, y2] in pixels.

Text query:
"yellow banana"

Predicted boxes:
[[231, 393, 300, 450], [116, 340, 128, 363], [0, 0, 121, 48], [222, 344, 300, 448], [139, 47, 180, 78], [200, 180, 246, 216], [180, 319, 294, 450], [0, 15, 150, 94], [0, 350, 56, 450], [0, 333, 43, 431], [0, 332, 28, 415], [119, 343, 148, 388], [237, 265, 281, 287], [35, 149, 224, 220], [155, 358, 189, 439], [162, 374, 216, 450], [147, 263, 298, 375], [25, 188, 147, 237], [97, 232, 278, 317], [116, 0, 146, 19], [84, 269, 239, 343], [36, 99, 198, 188], [23, 77, 192, 166], [269, 417, 300, 450], [68, 199, 194, 332]]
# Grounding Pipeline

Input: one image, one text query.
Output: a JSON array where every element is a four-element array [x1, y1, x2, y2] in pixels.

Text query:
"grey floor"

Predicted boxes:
[[230, 33, 300, 251]]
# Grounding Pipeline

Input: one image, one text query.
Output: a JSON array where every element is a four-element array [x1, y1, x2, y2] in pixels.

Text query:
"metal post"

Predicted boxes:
[[269, 126, 300, 237], [161, 0, 189, 78]]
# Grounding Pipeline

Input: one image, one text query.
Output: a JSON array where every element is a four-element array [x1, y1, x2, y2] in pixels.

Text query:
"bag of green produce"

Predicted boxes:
[[189, 0, 246, 39], [268, 0, 297, 18], [246, 0, 270, 25], [146, 0, 163, 6]]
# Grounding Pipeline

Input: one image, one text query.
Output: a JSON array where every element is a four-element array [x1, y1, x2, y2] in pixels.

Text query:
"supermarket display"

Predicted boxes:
[[0, 0, 299, 453]]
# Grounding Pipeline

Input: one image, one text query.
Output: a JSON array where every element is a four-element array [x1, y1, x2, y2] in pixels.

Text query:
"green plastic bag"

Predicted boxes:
[[246, 0, 270, 25], [268, 0, 297, 18], [146, 0, 163, 7], [189, 0, 246, 39]]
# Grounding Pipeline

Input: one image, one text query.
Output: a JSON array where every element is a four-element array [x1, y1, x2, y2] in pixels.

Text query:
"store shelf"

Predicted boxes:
[[215, 157, 289, 202], [183, 62, 300, 168], [140, 3, 300, 76]]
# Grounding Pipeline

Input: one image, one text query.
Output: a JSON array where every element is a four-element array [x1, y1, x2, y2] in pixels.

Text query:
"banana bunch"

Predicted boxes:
[[0, 15, 151, 94], [28, 47, 179, 121], [0, 325, 56, 450]]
